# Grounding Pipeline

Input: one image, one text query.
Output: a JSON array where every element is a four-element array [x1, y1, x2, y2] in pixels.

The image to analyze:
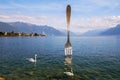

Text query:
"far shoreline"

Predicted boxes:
[[0, 31, 46, 37]]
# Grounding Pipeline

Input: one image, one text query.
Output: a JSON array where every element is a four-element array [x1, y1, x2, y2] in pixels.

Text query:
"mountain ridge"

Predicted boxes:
[[0, 21, 64, 36], [81, 24, 120, 36], [101, 24, 120, 35]]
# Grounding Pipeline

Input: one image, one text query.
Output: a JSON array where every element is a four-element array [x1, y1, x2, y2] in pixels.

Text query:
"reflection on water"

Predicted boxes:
[[64, 55, 74, 76]]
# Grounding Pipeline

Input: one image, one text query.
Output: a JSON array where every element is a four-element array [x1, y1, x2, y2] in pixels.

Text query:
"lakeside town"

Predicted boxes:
[[0, 31, 46, 37]]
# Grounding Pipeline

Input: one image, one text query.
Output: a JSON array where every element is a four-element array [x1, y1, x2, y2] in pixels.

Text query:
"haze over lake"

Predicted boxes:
[[0, 36, 120, 80]]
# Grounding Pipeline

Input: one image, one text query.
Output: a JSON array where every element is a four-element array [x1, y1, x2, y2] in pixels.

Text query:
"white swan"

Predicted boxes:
[[26, 54, 37, 63], [64, 72, 74, 76]]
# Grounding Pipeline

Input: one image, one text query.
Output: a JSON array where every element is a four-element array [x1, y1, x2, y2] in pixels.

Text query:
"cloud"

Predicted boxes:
[[12, 15, 33, 20], [72, 0, 120, 17], [37, 16, 47, 23], [0, 15, 48, 24], [0, 15, 10, 19], [0, 14, 120, 33], [90, 0, 120, 8], [74, 16, 120, 28], [68, 16, 120, 33]]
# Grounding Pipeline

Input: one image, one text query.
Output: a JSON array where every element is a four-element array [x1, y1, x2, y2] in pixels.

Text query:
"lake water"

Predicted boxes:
[[0, 36, 120, 80]]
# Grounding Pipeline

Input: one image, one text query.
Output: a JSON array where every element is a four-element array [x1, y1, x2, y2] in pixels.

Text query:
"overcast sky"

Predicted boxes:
[[0, 0, 120, 33]]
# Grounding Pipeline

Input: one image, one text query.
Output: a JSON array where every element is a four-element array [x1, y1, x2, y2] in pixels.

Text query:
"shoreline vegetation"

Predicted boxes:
[[0, 31, 46, 37]]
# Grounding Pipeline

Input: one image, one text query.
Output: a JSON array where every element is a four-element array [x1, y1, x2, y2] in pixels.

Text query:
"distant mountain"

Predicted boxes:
[[81, 24, 120, 36], [101, 24, 120, 35], [60, 29, 76, 36], [0, 21, 64, 36], [0, 22, 16, 32], [81, 29, 105, 36]]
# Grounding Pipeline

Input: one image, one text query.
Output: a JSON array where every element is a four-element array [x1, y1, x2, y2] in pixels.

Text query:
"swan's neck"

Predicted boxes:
[[35, 55, 37, 62]]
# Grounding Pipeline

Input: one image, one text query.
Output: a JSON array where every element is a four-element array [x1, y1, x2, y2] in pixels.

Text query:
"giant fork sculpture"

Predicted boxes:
[[64, 5, 72, 56]]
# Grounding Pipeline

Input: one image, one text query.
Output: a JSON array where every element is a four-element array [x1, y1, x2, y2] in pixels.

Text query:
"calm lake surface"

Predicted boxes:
[[0, 36, 120, 80]]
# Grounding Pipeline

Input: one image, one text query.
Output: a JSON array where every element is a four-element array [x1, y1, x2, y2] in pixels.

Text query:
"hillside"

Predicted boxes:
[[81, 24, 120, 36], [81, 29, 105, 36], [0, 22, 16, 32], [0, 21, 64, 36], [101, 24, 120, 35]]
